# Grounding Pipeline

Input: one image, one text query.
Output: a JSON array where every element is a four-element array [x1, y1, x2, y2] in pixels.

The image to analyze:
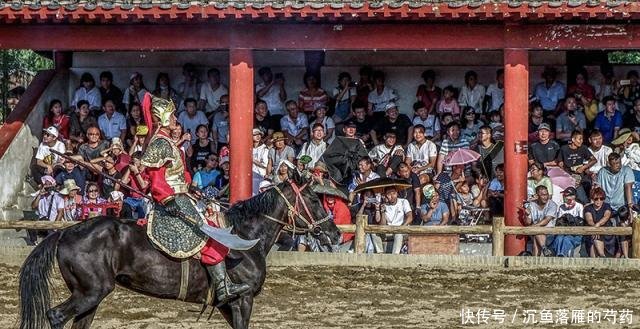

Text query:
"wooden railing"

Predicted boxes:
[[2, 216, 640, 258]]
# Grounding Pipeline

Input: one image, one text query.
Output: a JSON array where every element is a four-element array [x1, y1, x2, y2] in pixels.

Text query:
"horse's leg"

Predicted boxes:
[[70, 306, 98, 329], [47, 287, 110, 329], [228, 296, 254, 329]]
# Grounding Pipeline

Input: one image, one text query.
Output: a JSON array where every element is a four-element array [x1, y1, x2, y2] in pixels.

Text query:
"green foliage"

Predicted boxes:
[[608, 51, 640, 65], [0, 50, 53, 122]]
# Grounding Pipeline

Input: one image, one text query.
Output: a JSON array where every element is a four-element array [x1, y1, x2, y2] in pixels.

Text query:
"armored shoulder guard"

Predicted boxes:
[[141, 137, 174, 168]]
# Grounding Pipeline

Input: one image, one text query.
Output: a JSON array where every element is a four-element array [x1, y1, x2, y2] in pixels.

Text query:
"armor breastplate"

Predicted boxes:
[[141, 133, 189, 198]]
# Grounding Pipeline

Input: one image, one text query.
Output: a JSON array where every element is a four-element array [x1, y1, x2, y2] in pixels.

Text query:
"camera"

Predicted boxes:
[[366, 197, 378, 204]]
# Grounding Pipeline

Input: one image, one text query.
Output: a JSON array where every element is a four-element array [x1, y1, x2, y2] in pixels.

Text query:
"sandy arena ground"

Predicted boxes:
[[1, 263, 638, 329]]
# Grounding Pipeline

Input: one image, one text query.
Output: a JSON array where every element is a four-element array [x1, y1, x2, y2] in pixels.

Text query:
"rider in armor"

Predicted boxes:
[[140, 93, 256, 306]]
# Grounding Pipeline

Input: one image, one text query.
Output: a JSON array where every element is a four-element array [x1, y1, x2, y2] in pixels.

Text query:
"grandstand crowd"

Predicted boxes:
[[28, 63, 640, 257]]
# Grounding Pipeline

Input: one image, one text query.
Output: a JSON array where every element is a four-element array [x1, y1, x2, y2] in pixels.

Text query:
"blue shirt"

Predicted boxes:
[[594, 111, 623, 144], [192, 169, 220, 189], [420, 201, 449, 225], [534, 81, 566, 111]]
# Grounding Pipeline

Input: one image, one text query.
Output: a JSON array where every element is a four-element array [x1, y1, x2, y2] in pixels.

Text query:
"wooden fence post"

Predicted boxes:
[[492, 216, 504, 257], [354, 214, 366, 254], [632, 218, 640, 258]]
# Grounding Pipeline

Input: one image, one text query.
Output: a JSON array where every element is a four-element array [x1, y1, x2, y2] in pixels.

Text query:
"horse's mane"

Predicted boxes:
[[226, 185, 281, 227]]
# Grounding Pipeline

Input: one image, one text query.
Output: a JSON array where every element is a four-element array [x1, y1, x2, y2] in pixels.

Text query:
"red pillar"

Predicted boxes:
[[229, 48, 254, 203], [503, 49, 529, 256]]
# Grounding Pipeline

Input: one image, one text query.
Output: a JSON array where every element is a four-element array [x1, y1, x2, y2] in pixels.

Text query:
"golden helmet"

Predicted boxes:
[[142, 92, 176, 128]]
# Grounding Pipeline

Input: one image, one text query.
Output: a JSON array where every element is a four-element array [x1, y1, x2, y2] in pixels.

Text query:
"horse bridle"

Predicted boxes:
[[262, 180, 332, 236]]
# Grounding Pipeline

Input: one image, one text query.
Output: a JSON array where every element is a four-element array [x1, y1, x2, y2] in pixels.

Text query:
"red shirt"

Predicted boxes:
[[324, 198, 353, 242], [44, 114, 71, 140]]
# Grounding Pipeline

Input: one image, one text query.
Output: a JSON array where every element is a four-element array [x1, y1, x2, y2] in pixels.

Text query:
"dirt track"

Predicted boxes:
[[1, 263, 638, 328]]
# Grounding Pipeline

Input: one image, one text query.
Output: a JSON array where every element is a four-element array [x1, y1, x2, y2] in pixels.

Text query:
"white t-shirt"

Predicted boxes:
[[280, 114, 309, 138], [252, 144, 270, 177], [485, 83, 504, 112], [71, 86, 102, 109], [458, 84, 486, 114], [368, 144, 404, 163], [412, 115, 441, 137], [557, 202, 584, 222], [406, 140, 438, 164], [529, 200, 558, 228], [332, 86, 357, 102], [36, 192, 64, 221], [384, 198, 412, 226], [298, 140, 327, 168], [368, 86, 397, 112], [256, 82, 285, 116], [35, 140, 66, 165], [312, 116, 336, 144], [178, 110, 209, 140], [589, 145, 613, 174], [200, 82, 228, 114]]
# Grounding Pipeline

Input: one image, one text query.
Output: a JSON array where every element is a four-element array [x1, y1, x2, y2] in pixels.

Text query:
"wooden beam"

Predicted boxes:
[[504, 226, 632, 236]]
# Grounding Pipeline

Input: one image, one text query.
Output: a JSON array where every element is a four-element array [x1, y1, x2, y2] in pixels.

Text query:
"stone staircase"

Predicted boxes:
[[0, 179, 38, 246]]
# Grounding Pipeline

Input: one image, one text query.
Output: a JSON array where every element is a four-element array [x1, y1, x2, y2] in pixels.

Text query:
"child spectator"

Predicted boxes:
[[187, 124, 216, 173], [192, 154, 221, 190], [437, 85, 461, 118], [487, 164, 505, 216]]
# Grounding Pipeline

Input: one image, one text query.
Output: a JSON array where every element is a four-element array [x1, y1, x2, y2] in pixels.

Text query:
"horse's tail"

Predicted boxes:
[[19, 231, 61, 329]]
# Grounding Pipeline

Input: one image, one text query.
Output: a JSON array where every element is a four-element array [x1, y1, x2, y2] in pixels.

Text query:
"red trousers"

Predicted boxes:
[[199, 220, 229, 265]]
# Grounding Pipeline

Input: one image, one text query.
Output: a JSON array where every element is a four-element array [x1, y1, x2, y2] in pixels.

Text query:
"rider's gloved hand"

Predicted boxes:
[[164, 198, 181, 217], [189, 185, 204, 199]]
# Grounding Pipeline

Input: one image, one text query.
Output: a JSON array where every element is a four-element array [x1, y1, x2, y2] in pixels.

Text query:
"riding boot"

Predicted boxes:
[[206, 261, 251, 307]]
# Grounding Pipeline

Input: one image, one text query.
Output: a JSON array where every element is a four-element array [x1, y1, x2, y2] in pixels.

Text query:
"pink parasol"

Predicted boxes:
[[443, 148, 481, 166], [546, 167, 576, 190]]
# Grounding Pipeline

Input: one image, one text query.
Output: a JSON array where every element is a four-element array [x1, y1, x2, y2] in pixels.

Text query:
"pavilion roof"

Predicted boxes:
[[0, 1, 638, 24]]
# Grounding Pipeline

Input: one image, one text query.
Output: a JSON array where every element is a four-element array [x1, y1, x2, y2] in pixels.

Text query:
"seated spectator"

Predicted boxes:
[[59, 179, 82, 221], [528, 123, 559, 167], [98, 99, 127, 141], [298, 71, 328, 115], [78, 126, 110, 161], [381, 186, 412, 254], [550, 187, 584, 257], [29, 175, 64, 244], [437, 121, 470, 175], [555, 96, 587, 144], [322, 194, 353, 251], [271, 159, 294, 184], [567, 69, 597, 119], [452, 180, 484, 224], [332, 71, 357, 123], [199, 68, 228, 115], [256, 67, 286, 121], [43, 99, 71, 141], [80, 182, 107, 220], [351, 103, 375, 147], [583, 187, 614, 258], [533, 66, 565, 115], [527, 162, 553, 200], [527, 102, 550, 143], [356, 65, 374, 105], [309, 161, 335, 187], [405, 124, 438, 176], [476, 125, 504, 180], [87, 155, 122, 196], [125, 102, 144, 149], [266, 132, 295, 177], [367, 70, 397, 119], [99, 71, 124, 114], [55, 152, 87, 195], [99, 137, 131, 172], [152, 72, 180, 106], [484, 69, 504, 113], [623, 98, 640, 133], [122, 72, 147, 111], [187, 124, 216, 173], [588, 130, 613, 177], [33, 126, 66, 183], [369, 132, 405, 177], [612, 128, 640, 204], [558, 130, 596, 203], [298, 124, 327, 169], [69, 100, 97, 148], [460, 107, 482, 145], [214, 157, 231, 197], [252, 129, 269, 178], [487, 110, 504, 142], [412, 101, 441, 141], [170, 122, 190, 154], [176, 63, 201, 113], [310, 104, 335, 143], [393, 163, 421, 213], [107, 190, 125, 218], [458, 70, 485, 115], [487, 164, 505, 216], [371, 102, 412, 145], [594, 96, 623, 144], [416, 69, 441, 115], [253, 100, 277, 140], [192, 154, 220, 189], [348, 157, 380, 202], [121, 153, 150, 220], [523, 185, 558, 256], [71, 72, 101, 113], [420, 189, 450, 226], [178, 98, 208, 143], [616, 70, 640, 111], [437, 85, 461, 118], [280, 100, 309, 151], [596, 152, 635, 212], [351, 189, 383, 253]]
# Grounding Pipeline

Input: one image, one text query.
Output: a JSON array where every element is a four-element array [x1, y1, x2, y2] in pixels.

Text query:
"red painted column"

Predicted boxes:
[[229, 49, 254, 203], [503, 49, 529, 256]]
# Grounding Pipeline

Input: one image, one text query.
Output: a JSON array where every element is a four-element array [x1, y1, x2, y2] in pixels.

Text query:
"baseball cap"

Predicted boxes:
[[252, 128, 264, 136], [562, 187, 577, 196], [384, 102, 398, 111], [344, 120, 357, 128], [43, 126, 59, 138], [537, 123, 551, 131]]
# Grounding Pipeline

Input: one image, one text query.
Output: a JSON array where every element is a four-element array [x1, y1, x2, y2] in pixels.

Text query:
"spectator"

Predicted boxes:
[[298, 123, 327, 169], [98, 71, 124, 114], [256, 67, 287, 120], [251, 128, 269, 178], [416, 69, 441, 115], [588, 130, 613, 177], [405, 124, 438, 176], [187, 124, 216, 173], [527, 102, 551, 143], [594, 96, 623, 144], [280, 100, 309, 151], [170, 122, 190, 155], [309, 161, 334, 187], [69, 100, 97, 147], [486, 109, 505, 142], [55, 152, 87, 195], [380, 186, 412, 254], [557, 130, 596, 203], [322, 194, 353, 251], [99, 137, 131, 172], [125, 102, 144, 149], [86, 154, 122, 196], [460, 107, 482, 145], [78, 126, 110, 161], [348, 157, 380, 202], [436, 121, 470, 175], [33, 126, 66, 182], [122, 72, 147, 111], [199, 68, 228, 115], [412, 101, 441, 141], [596, 152, 635, 212], [298, 71, 328, 115], [29, 175, 64, 244], [98, 99, 127, 141], [458, 70, 485, 114], [371, 102, 412, 145], [59, 179, 82, 221], [80, 182, 107, 220], [356, 65, 374, 105], [351, 103, 375, 147], [437, 85, 461, 118], [271, 159, 294, 184], [623, 98, 640, 134], [612, 128, 640, 204], [434, 164, 464, 207], [369, 132, 405, 177], [616, 70, 640, 111], [487, 164, 505, 216], [311, 104, 335, 143], [523, 185, 557, 256], [527, 162, 553, 200], [393, 162, 421, 213], [71, 72, 101, 112], [533, 66, 566, 115], [332, 71, 357, 123], [583, 187, 614, 258], [367, 70, 397, 119], [121, 153, 150, 220], [476, 125, 504, 180], [484, 69, 504, 113], [254, 100, 277, 140], [178, 98, 208, 143], [555, 96, 587, 144], [528, 123, 559, 167], [550, 187, 584, 257], [452, 180, 484, 223], [43, 99, 71, 141], [211, 98, 230, 153], [351, 189, 383, 253], [420, 189, 450, 226], [214, 157, 231, 195], [567, 68, 596, 110], [192, 153, 220, 190], [176, 63, 201, 113], [152, 72, 179, 106], [266, 132, 295, 177]]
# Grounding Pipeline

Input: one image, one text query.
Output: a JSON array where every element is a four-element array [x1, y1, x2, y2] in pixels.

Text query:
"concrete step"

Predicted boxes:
[[14, 194, 33, 211], [0, 208, 24, 221]]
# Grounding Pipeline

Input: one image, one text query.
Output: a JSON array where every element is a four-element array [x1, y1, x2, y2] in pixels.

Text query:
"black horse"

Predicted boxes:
[[19, 178, 341, 329]]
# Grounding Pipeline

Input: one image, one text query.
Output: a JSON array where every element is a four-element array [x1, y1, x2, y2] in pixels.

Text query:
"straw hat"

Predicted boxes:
[[612, 128, 634, 146], [272, 131, 286, 142], [59, 179, 80, 195], [111, 137, 124, 150], [136, 125, 149, 136]]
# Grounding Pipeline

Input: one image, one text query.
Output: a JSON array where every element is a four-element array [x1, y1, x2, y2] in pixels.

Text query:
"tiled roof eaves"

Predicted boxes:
[[0, 1, 637, 23]]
